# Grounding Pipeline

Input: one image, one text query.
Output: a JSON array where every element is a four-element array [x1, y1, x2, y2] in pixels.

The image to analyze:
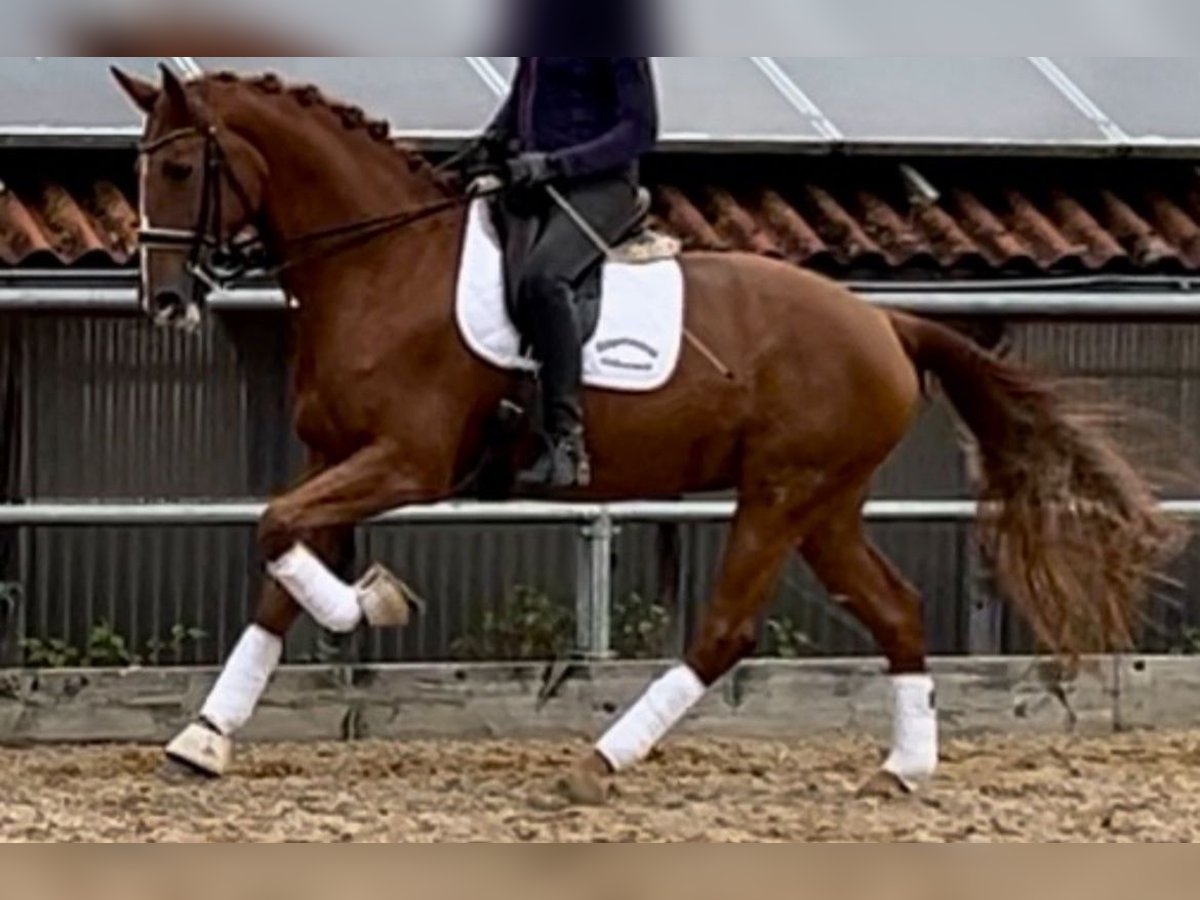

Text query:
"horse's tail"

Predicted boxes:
[[888, 310, 1189, 658]]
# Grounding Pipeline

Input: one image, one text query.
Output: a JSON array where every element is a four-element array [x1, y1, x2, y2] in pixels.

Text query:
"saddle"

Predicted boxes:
[[497, 188, 680, 344]]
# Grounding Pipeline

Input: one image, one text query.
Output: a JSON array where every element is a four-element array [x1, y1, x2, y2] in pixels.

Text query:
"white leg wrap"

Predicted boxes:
[[267, 544, 362, 634], [199, 625, 283, 736], [882, 673, 939, 789], [596, 665, 707, 772]]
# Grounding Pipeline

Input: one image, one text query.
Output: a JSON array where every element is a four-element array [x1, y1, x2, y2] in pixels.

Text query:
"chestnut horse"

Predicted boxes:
[[114, 65, 1182, 801]]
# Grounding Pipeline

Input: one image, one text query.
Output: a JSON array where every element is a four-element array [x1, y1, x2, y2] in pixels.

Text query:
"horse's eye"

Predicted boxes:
[[163, 161, 194, 181]]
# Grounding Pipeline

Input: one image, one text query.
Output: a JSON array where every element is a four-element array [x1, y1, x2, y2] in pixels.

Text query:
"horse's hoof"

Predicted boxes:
[[158, 754, 219, 785], [162, 722, 231, 779], [557, 768, 610, 807], [856, 770, 915, 799], [356, 564, 423, 628]]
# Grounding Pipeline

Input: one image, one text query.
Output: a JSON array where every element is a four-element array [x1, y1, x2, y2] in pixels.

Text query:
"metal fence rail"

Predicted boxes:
[[4, 498, 1200, 658], [6, 286, 1200, 317]]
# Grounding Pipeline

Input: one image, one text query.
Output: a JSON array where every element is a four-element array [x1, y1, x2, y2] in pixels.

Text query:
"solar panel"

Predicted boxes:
[[772, 57, 1108, 145], [6, 56, 1200, 154], [1052, 58, 1200, 142], [484, 57, 517, 81], [196, 57, 499, 134], [479, 57, 823, 143], [0, 57, 160, 133], [655, 57, 823, 142]]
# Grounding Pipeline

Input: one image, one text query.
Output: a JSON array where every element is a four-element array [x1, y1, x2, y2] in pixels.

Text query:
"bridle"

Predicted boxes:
[[137, 124, 477, 298], [138, 125, 265, 297]]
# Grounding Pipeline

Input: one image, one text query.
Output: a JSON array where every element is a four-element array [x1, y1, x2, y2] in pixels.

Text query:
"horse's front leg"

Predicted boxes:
[[164, 525, 352, 779], [258, 442, 450, 634], [164, 443, 449, 779]]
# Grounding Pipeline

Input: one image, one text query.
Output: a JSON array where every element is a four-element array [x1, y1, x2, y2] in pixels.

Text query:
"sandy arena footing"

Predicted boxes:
[[2, 731, 1199, 842]]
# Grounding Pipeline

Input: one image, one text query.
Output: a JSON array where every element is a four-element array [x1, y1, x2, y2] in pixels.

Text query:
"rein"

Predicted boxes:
[[264, 192, 470, 279], [138, 124, 735, 380], [137, 125, 475, 292]]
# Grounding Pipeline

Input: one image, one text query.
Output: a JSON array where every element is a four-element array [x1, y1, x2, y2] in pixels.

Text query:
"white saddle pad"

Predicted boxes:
[[455, 200, 685, 393]]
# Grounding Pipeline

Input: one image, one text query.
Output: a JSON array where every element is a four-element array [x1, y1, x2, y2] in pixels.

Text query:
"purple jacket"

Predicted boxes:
[[486, 57, 659, 180]]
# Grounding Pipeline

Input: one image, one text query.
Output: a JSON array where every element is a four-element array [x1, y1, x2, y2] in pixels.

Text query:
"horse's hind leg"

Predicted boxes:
[[163, 525, 353, 779], [801, 494, 937, 794], [563, 500, 800, 804]]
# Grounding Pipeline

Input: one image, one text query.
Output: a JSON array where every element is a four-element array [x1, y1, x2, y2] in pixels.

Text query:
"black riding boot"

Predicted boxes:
[[517, 293, 591, 490]]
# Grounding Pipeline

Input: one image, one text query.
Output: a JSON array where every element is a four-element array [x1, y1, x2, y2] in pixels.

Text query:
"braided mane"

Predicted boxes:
[[205, 70, 456, 191]]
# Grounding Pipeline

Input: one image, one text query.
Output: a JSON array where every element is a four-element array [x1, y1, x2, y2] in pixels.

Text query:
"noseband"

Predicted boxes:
[[137, 124, 477, 296], [138, 125, 266, 295]]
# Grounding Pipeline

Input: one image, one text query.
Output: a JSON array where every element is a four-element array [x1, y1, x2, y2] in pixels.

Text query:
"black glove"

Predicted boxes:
[[505, 152, 558, 189]]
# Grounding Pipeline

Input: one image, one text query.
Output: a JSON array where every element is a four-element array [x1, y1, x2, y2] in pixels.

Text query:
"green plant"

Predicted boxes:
[[84, 621, 135, 667], [611, 592, 671, 659], [452, 586, 574, 661], [762, 614, 816, 659], [19, 637, 80, 668], [144, 624, 208, 666], [24, 622, 137, 669], [1170, 627, 1200, 656], [21, 621, 207, 669]]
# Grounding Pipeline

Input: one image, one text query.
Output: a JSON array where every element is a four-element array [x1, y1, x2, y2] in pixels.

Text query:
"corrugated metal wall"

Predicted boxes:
[[4, 311, 1199, 664]]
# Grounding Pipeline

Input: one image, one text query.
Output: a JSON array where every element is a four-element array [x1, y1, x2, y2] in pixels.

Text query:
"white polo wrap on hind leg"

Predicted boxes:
[[882, 673, 939, 788], [200, 625, 283, 736], [267, 544, 362, 634], [596, 665, 707, 772]]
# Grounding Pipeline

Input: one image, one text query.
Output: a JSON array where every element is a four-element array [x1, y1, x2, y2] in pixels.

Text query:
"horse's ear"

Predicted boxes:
[[111, 66, 159, 114], [158, 62, 202, 122], [160, 63, 193, 114]]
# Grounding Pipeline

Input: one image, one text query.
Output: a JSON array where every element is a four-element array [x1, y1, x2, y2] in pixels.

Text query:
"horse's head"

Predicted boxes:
[[112, 64, 268, 330]]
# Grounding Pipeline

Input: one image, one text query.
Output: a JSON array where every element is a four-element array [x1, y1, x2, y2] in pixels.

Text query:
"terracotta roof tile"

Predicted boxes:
[[0, 176, 137, 268], [6, 157, 1200, 281]]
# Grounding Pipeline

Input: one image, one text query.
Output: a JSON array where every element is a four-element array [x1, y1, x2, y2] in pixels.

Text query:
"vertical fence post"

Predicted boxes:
[[575, 510, 615, 659]]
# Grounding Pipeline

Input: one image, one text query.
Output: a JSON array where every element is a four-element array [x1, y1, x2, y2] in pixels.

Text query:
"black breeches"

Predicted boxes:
[[498, 174, 638, 432]]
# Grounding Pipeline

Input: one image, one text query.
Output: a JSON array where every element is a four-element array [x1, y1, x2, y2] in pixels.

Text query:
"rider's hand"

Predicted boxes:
[[505, 152, 557, 189]]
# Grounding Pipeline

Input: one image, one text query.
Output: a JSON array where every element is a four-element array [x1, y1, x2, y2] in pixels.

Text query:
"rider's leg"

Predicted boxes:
[[514, 176, 639, 489], [515, 259, 589, 488]]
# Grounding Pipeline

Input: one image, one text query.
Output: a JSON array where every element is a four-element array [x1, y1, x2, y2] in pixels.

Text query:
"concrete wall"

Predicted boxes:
[[1, 656, 1198, 745]]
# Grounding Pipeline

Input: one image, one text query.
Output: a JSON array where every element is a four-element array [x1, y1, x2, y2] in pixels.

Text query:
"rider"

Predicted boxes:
[[468, 57, 660, 489]]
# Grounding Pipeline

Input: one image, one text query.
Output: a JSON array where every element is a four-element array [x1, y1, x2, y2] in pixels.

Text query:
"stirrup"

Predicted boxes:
[[517, 435, 591, 489]]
